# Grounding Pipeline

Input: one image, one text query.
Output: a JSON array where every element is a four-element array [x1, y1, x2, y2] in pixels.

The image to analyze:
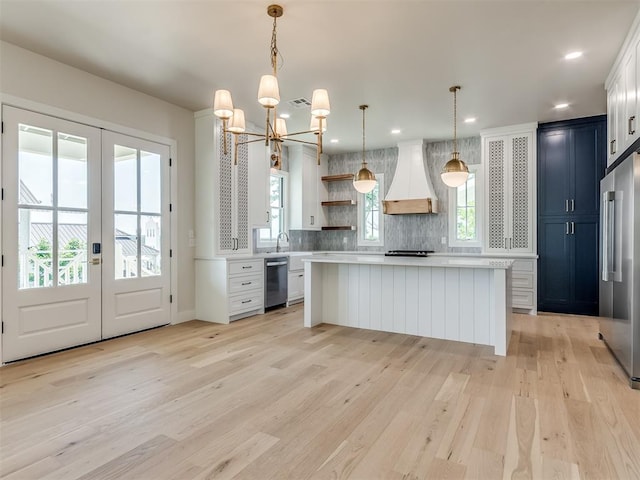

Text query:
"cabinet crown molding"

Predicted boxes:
[[480, 122, 538, 137]]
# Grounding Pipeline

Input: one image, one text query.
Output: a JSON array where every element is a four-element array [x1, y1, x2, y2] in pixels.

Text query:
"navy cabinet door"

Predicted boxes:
[[538, 218, 571, 311], [538, 130, 571, 216], [573, 123, 606, 216], [572, 218, 599, 315]]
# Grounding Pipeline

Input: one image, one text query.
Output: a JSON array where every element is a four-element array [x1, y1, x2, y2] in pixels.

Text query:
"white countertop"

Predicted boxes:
[[303, 253, 514, 269]]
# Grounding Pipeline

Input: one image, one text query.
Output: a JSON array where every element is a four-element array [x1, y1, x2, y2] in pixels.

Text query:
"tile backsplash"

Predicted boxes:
[[277, 136, 481, 254]]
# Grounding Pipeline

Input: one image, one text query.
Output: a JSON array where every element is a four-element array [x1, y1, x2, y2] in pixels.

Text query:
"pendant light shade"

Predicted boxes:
[[213, 89, 234, 119], [441, 152, 469, 188], [311, 89, 331, 117], [441, 86, 469, 188], [258, 74, 280, 107], [228, 108, 246, 133], [353, 105, 377, 194]]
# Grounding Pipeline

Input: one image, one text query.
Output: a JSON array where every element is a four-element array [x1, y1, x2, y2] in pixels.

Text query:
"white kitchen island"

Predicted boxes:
[[303, 254, 514, 356]]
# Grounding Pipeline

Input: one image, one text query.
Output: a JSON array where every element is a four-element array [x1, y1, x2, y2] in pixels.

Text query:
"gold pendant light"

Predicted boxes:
[[353, 105, 377, 194], [441, 85, 469, 187]]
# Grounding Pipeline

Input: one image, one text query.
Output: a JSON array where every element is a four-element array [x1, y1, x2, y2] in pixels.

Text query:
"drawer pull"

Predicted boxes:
[[241, 299, 252, 304], [630, 115, 636, 135], [298, 274, 303, 278], [241, 281, 252, 286], [242, 266, 253, 269]]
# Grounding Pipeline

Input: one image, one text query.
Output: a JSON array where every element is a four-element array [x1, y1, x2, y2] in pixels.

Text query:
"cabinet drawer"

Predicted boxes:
[[512, 289, 534, 309], [229, 273, 263, 294], [512, 273, 534, 289], [228, 259, 262, 276], [289, 255, 305, 272], [229, 291, 264, 315], [512, 259, 534, 272]]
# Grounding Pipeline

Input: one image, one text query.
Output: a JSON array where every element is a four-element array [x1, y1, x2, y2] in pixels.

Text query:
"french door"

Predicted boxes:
[[101, 131, 171, 339], [2, 106, 171, 362]]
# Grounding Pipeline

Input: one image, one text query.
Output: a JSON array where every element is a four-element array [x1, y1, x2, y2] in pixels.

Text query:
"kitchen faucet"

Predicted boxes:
[[276, 232, 289, 252]]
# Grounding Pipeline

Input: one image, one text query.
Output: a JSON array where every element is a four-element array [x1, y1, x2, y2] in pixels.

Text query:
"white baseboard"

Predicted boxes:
[[175, 309, 196, 324]]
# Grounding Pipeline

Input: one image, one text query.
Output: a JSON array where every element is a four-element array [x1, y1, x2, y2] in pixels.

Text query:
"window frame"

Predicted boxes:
[[257, 170, 288, 249], [357, 173, 385, 247], [448, 164, 482, 248]]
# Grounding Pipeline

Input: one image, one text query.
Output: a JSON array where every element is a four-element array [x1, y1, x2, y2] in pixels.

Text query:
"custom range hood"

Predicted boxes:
[[383, 139, 439, 214]]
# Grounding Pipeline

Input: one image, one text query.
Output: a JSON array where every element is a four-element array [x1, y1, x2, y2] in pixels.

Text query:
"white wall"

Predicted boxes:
[[0, 41, 196, 320]]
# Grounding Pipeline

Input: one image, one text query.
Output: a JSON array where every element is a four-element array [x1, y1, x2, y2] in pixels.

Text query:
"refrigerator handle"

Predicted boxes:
[[602, 191, 615, 281]]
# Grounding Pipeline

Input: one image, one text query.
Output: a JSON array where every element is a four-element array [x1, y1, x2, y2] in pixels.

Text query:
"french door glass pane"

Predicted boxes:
[[141, 150, 161, 214], [141, 215, 161, 277], [115, 213, 138, 279], [18, 124, 53, 207], [114, 145, 137, 212], [58, 133, 88, 209], [19, 209, 53, 289], [58, 211, 88, 286]]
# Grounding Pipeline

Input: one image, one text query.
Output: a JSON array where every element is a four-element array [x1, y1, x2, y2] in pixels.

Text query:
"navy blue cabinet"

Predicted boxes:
[[537, 116, 606, 315]]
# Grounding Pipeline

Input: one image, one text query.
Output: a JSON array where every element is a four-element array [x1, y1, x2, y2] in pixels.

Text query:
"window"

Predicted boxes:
[[258, 172, 287, 247], [357, 174, 384, 247], [448, 164, 482, 247]]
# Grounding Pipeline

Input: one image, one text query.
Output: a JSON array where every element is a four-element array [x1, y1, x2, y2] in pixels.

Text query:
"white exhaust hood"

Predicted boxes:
[[383, 139, 439, 214]]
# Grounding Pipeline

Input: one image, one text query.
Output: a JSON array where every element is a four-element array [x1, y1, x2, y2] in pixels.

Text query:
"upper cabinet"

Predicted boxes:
[[481, 123, 537, 254], [195, 110, 269, 256], [606, 12, 640, 166], [288, 144, 327, 230]]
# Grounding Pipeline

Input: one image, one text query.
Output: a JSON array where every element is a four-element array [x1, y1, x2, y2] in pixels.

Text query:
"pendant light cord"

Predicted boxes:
[[453, 86, 457, 154], [360, 105, 368, 167], [270, 15, 281, 75]]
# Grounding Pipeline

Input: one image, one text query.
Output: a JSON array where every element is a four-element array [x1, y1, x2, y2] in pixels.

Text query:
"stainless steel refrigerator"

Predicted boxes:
[[599, 152, 640, 389]]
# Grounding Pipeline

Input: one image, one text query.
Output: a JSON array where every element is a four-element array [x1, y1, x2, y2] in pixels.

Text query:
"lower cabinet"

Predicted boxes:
[[511, 259, 537, 312], [287, 253, 306, 304], [195, 258, 264, 323], [538, 217, 599, 315]]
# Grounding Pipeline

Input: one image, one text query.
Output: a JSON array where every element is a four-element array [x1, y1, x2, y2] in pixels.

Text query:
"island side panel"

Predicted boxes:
[[459, 268, 476, 344], [492, 268, 508, 356], [304, 261, 323, 327], [473, 268, 491, 346]]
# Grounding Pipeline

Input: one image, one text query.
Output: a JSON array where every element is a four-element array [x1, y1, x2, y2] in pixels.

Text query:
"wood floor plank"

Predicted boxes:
[[1, 305, 639, 480]]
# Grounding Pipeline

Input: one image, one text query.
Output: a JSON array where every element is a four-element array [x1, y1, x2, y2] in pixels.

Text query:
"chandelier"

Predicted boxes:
[[441, 85, 469, 187], [213, 4, 330, 168]]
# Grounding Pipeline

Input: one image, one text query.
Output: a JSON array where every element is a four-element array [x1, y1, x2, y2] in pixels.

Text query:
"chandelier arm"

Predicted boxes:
[[281, 137, 319, 146], [283, 129, 318, 137], [236, 137, 269, 146]]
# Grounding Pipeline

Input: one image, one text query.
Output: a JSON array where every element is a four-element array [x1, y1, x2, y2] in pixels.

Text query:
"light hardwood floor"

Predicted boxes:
[[1, 304, 639, 480]]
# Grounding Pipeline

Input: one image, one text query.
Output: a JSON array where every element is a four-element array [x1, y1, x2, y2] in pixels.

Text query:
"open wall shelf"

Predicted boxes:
[[321, 200, 356, 207], [321, 174, 354, 182]]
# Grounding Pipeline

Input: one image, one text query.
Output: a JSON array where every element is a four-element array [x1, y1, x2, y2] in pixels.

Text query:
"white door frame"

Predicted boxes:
[[0, 94, 179, 364]]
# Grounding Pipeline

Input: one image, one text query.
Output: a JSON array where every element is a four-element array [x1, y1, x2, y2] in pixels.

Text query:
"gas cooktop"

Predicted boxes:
[[384, 250, 435, 257]]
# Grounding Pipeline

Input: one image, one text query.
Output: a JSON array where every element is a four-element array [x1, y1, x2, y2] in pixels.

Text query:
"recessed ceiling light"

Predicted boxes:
[[391, 129, 401, 134], [564, 51, 583, 60], [554, 103, 569, 109], [279, 113, 290, 119], [464, 117, 476, 123], [330, 139, 339, 143]]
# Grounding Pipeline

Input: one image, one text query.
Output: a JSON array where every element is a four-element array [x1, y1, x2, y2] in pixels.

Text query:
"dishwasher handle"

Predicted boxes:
[[266, 261, 288, 267]]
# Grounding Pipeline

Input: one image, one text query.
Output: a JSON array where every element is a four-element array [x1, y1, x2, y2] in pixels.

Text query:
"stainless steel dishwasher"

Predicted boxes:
[[264, 257, 288, 309]]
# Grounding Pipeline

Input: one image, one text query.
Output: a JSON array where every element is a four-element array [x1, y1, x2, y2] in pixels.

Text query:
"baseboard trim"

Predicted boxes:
[[175, 310, 196, 324]]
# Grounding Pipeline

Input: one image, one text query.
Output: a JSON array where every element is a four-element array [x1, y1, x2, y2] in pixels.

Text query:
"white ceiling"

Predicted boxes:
[[1, 1, 638, 154]]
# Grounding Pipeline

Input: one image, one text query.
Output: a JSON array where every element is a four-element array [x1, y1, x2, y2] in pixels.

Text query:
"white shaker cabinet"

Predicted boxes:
[[481, 123, 537, 255], [195, 109, 250, 255], [288, 144, 327, 230], [606, 12, 640, 166], [248, 141, 271, 229], [287, 253, 306, 304], [196, 258, 264, 323]]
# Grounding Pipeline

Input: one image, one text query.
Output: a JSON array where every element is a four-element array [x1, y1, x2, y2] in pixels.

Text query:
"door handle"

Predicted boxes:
[[566, 222, 569, 235], [504, 237, 507, 249], [266, 211, 270, 223], [629, 116, 636, 135], [565, 199, 569, 212], [610, 139, 616, 155], [571, 199, 575, 212], [570, 221, 575, 235], [310, 215, 314, 225]]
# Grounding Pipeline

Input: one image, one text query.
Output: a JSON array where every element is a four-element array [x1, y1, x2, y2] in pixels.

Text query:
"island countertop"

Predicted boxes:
[[302, 253, 514, 270]]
